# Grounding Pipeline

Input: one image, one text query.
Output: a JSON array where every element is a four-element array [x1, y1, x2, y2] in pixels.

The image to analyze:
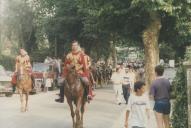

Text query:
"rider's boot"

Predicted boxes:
[[55, 83, 64, 103], [55, 98, 64, 103], [87, 86, 93, 101], [31, 75, 35, 89]]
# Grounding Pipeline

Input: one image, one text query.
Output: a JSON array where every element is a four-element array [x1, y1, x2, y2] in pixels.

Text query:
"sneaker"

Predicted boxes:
[[55, 98, 64, 103]]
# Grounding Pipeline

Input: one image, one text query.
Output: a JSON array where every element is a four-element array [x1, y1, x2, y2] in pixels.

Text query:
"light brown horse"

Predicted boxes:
[[16, 64, 32, 112], [64, 66, 87, 128]]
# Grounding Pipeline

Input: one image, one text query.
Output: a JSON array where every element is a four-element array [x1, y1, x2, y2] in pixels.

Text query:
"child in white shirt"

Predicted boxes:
[[125, 81, 150, 128]]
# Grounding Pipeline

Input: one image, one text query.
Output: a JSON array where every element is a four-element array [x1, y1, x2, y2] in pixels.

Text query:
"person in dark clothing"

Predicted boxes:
[[55, 59, 65, 103], [122, 84, 130, 104], [55, 83, 64, 103], [150, 65, 171, 128], [122, 68, 131, 104]]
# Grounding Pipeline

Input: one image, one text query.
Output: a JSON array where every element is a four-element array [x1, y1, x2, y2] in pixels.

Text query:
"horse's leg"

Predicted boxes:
[[95, 77, 98, 88], [67, 99, 75, 128], [80, 101, 86, 128], [18, 89, 24, 112], [100, 76, 103, 88], [22, 93, 26, 112], [25, 92, 29, 112], [22, 93, 27, 112], [75, 97, 82, 128]]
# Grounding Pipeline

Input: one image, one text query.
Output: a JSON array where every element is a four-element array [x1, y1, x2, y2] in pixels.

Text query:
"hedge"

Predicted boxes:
[[0, 55, 15, 71], [171, 65, 188, 128]]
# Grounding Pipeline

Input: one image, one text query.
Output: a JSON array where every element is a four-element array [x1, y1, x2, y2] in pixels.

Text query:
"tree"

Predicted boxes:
[[172, 65, 188, 128], [77, 0, 191, 87], [1, 0, 37, 54], [34, 0, 84, 57]]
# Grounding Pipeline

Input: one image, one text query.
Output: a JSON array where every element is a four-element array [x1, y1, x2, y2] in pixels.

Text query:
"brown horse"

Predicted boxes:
[[64, 66, 87, 128], [16, 64, 32, 112]]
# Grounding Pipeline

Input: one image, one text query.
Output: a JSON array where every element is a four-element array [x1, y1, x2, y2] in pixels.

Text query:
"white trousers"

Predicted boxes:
[[113, 84, 123, 104]]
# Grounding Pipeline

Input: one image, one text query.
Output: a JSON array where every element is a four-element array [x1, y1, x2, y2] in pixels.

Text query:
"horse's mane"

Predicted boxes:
[[66, 66, 79, 85], [17, 64, 30, 77]]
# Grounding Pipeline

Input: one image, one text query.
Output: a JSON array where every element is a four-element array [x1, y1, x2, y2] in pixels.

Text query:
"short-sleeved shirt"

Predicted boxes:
[[111, 72, 123, 85], [150, 77, 171, 100], [127, 94, 150, 127]]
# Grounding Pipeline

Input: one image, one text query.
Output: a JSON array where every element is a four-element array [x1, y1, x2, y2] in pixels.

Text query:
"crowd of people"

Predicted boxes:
[[111, 64, 171, 128]]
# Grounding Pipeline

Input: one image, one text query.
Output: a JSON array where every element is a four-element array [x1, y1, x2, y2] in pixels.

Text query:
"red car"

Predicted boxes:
[[32, 63, 57, 93]]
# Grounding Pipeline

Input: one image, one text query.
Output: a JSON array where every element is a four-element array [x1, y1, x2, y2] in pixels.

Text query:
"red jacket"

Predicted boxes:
[[62, 51, 88, 77]]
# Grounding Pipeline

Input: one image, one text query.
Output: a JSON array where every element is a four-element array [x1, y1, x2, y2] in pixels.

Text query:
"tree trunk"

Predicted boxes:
[[143, 12, 161, 88], [55, 37, 57, 57], [110, 41, 117, 68]]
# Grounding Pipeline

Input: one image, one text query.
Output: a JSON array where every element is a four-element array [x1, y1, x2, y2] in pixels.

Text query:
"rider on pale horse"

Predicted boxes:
[[63, 40, 93, 101], [14, 49, 32, 83], [14, 49, 34, 112]]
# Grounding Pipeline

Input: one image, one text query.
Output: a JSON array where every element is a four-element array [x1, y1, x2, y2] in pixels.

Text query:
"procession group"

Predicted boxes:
[[13, 40, 170, 128]]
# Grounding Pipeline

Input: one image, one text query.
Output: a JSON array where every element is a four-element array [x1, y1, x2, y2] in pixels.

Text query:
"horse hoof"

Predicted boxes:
[[25, 108, 28, 112], [75, 123, 80, 128], [80, 124, 83, 128]]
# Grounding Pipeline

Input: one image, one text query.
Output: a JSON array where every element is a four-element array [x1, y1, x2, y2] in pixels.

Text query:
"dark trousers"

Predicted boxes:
[[12, 86, 16, 93], [59, 85, 64, 99], [122, 84, 130, 104]]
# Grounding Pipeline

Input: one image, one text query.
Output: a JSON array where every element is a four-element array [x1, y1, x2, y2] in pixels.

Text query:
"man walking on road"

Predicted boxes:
[[150, 65, 171, 128], [122, 68, 131, 104], [112, 66, 123, 105]]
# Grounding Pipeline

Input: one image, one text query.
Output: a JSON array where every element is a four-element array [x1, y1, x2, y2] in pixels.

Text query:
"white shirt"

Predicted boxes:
[[111, 72, 123, 85], [122, 73, 131, 85], [128, 72, 136, 89], [127, 94, 150, 127]]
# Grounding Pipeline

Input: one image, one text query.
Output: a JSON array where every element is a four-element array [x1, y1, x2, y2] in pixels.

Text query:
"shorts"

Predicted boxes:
[[154, 99, 171, 115]]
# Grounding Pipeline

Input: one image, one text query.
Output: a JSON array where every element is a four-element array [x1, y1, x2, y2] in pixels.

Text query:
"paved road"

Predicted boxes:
[[0, 87, 127, 128], [0, 68, 176, 128]]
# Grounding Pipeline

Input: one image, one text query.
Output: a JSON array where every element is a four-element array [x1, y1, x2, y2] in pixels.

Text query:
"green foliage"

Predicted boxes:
[[171, 65, 188, 128], [1, 0, 191, 63], [1, 0, 37, 53], [0, 55, 15, 71], [76, 0, 191, 62], [159, 42, 175, 60]]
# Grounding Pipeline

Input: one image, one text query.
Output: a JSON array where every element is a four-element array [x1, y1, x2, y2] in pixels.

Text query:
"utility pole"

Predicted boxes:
[[55, 36, 57, 57]]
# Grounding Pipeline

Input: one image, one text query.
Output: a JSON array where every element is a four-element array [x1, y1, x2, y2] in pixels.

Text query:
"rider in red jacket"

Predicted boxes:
[[55, 41, 93, 103]]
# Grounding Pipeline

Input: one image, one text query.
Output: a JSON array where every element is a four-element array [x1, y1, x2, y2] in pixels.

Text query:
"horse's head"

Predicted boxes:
[[16, 64, 31, 81], [67, 65, 76, 73], [66, 65, 78, 81], [17, 64, 29, 76], [17, 64, 24, 74], [65, 65, 83, 92]]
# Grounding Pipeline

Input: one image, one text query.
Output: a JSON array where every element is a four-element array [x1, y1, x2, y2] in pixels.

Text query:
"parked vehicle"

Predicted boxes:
[[32, 63, 57, 92], [0, 65, 13, 97]]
